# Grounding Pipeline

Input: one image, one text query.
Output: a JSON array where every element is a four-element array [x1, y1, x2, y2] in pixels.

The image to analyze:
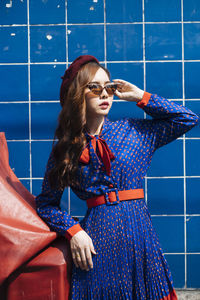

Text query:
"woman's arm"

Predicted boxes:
[[35, 149, 84, 241], [113, 79, 199, 151], [136, 92, 199, 150]]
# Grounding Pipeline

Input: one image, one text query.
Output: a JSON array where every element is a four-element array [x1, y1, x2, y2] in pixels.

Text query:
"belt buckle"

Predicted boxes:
[[105, 189, 120, 206]]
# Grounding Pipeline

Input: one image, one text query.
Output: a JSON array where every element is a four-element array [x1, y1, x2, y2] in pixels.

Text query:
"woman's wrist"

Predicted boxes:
[[136, 89, 145, 102]]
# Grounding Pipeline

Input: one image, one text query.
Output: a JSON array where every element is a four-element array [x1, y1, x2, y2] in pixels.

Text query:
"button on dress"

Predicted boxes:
[[35, 93, 199, 299]]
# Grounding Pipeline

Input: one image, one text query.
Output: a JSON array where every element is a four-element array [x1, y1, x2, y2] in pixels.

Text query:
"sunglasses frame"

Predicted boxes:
[[86, 82, 119, 96]]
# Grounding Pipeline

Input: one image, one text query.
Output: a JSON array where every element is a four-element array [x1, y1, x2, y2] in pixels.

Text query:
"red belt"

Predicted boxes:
[[86, 188, 144, 208]]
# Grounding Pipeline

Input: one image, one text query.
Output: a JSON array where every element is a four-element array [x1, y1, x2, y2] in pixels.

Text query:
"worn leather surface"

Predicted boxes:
[[5, 237, 72, 300], [0, 132, 72, 299]]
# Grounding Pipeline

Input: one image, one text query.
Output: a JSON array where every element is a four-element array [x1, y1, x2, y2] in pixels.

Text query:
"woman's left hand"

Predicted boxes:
[[113, 79, 144, 102]]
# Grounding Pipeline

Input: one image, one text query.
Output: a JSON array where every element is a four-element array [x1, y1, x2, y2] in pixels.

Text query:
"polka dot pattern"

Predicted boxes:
[[70, 199, 174, 299], [35, 94, 199, 299]]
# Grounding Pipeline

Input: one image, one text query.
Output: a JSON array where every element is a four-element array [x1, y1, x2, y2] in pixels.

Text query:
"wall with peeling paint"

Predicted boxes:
[[0, 0, 200, 291]]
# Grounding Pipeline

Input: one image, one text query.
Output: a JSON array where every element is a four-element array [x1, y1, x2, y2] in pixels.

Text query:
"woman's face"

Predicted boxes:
[[84, 67, 113, 119]]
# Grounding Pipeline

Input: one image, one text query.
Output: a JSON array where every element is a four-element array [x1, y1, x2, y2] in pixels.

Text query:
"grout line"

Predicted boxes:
[[181, 0, 187, 288], [71, 214, 200, 220], [1, 21, 200, 27], [1, 98, 200, 104], [142, 0, 148, 206], [65, 0, 70, 208], [19, 175, 200, 179], [1, 59, 200, 65], [164, 253, 200, 255], [65, 0, 68, 70], [146, 176, 200, 179], [27, 0, 32, 194], [103, 0, 107, 67], [5, 138, 200, 143]]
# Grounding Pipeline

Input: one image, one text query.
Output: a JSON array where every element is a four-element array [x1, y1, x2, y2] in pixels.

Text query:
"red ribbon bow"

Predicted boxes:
[[79, 136, 115, 176]]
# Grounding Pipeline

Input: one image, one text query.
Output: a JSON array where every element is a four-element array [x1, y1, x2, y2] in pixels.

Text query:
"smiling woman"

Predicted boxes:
[[35, 55, 199, 300]]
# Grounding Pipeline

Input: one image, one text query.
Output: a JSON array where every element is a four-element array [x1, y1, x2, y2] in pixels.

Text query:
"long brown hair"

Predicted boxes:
[[48, 62, 110, 189]]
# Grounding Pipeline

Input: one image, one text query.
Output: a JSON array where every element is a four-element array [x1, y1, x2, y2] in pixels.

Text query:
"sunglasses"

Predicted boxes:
[[86, 82, 120, 96]]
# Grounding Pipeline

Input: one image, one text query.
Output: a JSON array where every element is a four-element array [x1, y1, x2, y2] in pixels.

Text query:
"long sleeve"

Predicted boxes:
[[135, 91, 199, 151], [35, 149, 84, 241]]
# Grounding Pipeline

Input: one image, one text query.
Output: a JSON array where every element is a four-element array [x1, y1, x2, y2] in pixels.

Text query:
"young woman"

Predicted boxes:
[[35, 55, 199, 299]]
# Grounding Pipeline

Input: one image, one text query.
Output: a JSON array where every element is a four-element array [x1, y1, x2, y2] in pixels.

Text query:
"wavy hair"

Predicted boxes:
[[48, 62, 111, 189]]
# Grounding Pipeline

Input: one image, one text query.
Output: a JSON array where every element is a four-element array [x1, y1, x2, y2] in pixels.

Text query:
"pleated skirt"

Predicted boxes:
[[69, 198, 178, 300]]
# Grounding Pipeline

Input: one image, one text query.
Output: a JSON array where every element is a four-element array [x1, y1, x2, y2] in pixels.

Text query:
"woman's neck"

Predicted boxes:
[[85, 116, 105, 136]]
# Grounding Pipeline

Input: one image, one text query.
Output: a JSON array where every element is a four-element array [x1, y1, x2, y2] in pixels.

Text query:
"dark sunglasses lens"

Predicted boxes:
[[87, 83, 118, 95], [105, 84, 117, 95], [88, 85, 102, 95]]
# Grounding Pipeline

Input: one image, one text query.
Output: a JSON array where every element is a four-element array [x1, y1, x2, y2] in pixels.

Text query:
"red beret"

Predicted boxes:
[[59, 55, 99, 107]]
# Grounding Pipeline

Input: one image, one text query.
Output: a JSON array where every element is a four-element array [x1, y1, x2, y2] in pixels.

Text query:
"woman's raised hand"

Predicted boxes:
[[113, 79, 144, 102], [70, 230, 97, 271]]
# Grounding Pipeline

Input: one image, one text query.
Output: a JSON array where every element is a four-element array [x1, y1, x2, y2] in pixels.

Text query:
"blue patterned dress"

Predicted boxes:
[[35, 93, 199, 299]]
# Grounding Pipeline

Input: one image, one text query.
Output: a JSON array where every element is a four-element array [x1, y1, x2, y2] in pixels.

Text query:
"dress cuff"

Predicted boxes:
[[136, 91, 152, 108], [65, 223, 84, 241]]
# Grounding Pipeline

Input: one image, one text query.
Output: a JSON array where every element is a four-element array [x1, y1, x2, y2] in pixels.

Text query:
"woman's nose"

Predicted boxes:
[[99, 87, 108, 98]]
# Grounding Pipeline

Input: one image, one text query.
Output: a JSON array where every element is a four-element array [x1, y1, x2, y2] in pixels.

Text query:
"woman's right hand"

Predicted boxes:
[[70, 230, 97, 271]]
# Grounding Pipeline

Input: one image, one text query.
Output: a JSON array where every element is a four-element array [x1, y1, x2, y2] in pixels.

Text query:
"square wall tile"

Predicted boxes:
[[151, 216, 184, 253], [31, 103, 61, 139], [184, 24, 200, 60], [20, 180, 31, 192], [30, 64, 66, 101], [32, 179, 43, 196], [70, 189, 87, 217], [186, 140, 200, 176], [146, 62, 182, 99], [106, 0, 142, 23], [147, 140, 183, 177], [187, 216, 200, 252], [29, 0, 65, 25], [109, 101, 145, 120], [147, 178, 184, 215], [185, 62, 200, 99], [67, 0, 104, 23], [185, 101, 200, 138], [0, 65, 28, 101], [107, 63, 144, 91], [30, 26, 66, 63], [68, 25, 104, 62], [31, 141, 54, 178], [0, 103, 29, 139], [165, 254, 185, 288], [0, 27, 28, 63], [0, 0, 27, 25], [145, 0, 181, 22], [145, 24, 182, 61], [107, 24, 143, 61], [183, 0, 200, 21], [187, 255, 200, 288], [186, 178, 200, 214], [7, 141, 30, 178]]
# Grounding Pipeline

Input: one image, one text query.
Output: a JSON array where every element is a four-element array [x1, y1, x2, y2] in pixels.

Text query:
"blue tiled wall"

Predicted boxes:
[[0, 0, 200, 289]]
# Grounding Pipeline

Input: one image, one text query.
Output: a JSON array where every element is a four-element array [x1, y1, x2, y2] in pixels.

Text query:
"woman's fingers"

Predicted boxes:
[[80, 248, 88, 270], [113, 79, 128, 84], [86, 246, 94, 269], [71, 251, 79, 268], [114, 89, 122, 98], [72, 248, 93, 271]]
